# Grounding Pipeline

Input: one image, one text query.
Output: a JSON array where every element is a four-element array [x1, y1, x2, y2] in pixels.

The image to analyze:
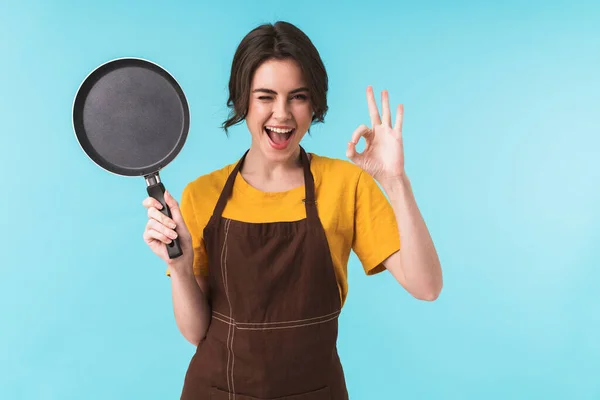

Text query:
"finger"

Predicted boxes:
[[394, 104, 404, 133], [381, 90, 392, 127], [148, 206, 177, 229], [350, 124, 373, 154], [366, 86, 381, 127], [144, 228, 173, 245], [347, 126, 370, 162], [346, 140, 364, 163], [346, 141, 367, 166], [350, 124, 371, 146], [147, 219, 178, 241], [142, 196, 163, 210]]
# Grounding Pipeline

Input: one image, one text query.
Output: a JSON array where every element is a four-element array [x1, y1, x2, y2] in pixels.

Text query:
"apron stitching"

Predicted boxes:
[[226, 220, 236, 398], [212, 309, 340, 326], [213, 315, 233, 325], [220, 219, 233, 398], [231, 310, 236, 398], [238, 310, 340, 326], [237, 314, 340, 330], [212, 313, 340, 330], [212, 311, 233, 320]]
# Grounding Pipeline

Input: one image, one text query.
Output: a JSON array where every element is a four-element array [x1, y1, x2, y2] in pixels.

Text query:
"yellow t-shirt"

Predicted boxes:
[[177, 153, 400, 306]]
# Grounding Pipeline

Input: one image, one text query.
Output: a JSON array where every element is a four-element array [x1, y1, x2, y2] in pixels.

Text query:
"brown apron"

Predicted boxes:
[[180, 147, 348, 400]]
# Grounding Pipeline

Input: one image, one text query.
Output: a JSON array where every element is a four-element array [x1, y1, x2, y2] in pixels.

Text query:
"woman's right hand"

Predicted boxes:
[[142, 190, 193, 271]]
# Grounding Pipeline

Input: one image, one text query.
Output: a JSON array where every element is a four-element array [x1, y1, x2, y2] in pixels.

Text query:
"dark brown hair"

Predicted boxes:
[[222, 21, 329, 135]]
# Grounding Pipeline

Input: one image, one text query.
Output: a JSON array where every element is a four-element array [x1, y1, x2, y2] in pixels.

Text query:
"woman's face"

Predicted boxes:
[[246, 58, 313, 163]]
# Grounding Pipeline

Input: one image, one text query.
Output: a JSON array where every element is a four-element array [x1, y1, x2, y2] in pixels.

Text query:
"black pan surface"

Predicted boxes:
[[73, 58, 189, 176]]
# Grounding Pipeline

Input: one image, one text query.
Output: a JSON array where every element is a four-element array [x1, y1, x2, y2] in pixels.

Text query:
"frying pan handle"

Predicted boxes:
[[147, 181, 183, 259]]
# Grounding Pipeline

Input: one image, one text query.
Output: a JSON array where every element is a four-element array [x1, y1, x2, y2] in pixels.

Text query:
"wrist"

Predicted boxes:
[[167, 256, 195, 279], [379, 173, 410, 194]]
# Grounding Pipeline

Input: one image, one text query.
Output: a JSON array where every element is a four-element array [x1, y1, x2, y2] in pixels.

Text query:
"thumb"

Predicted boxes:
[[346, 140, 364, 165], [346, 124, 370, 163]]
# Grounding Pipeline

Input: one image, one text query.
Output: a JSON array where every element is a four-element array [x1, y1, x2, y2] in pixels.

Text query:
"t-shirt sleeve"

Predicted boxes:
[[166, 183, 209, 277], [352, 171, 401, 275]]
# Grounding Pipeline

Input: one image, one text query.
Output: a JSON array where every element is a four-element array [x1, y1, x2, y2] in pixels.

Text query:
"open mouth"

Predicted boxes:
[[264, 127, 295, 149]]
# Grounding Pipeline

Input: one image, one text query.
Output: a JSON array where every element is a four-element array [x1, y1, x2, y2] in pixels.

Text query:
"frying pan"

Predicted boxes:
[[72, 57, 189, 259]]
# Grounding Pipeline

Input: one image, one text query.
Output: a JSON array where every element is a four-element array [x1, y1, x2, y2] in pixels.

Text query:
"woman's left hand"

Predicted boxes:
[[346, 86, 405, 183]]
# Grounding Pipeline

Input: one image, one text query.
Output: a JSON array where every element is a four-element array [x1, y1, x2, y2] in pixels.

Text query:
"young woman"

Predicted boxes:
[[142, 21, 442, 400]]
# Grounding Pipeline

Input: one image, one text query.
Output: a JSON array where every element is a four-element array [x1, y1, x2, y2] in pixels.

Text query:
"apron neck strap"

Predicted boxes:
[[211, 146, 318, 222], [299, 147, 318, 222]]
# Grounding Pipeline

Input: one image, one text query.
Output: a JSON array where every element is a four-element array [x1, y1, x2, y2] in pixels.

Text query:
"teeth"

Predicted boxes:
[[266, 127, 293, 134]]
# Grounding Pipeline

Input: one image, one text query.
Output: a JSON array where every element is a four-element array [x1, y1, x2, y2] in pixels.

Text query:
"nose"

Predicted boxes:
[[272, 97, 292, 120]]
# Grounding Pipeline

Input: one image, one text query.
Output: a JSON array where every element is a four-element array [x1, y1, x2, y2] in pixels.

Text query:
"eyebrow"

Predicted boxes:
[[252, 87, 309, 95]]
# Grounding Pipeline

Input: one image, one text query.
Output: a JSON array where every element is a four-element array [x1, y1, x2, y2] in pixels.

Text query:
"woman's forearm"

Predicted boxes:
[[381, 173, 443, 300], [169, 263, 211, 346]]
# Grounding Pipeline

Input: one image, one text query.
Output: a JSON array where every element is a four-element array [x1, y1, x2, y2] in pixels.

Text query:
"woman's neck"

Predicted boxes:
[[240, 145, 306, 192]]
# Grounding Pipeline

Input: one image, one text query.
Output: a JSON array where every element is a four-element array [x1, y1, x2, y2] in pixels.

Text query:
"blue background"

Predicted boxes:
[[2, 0, 599, 398]]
